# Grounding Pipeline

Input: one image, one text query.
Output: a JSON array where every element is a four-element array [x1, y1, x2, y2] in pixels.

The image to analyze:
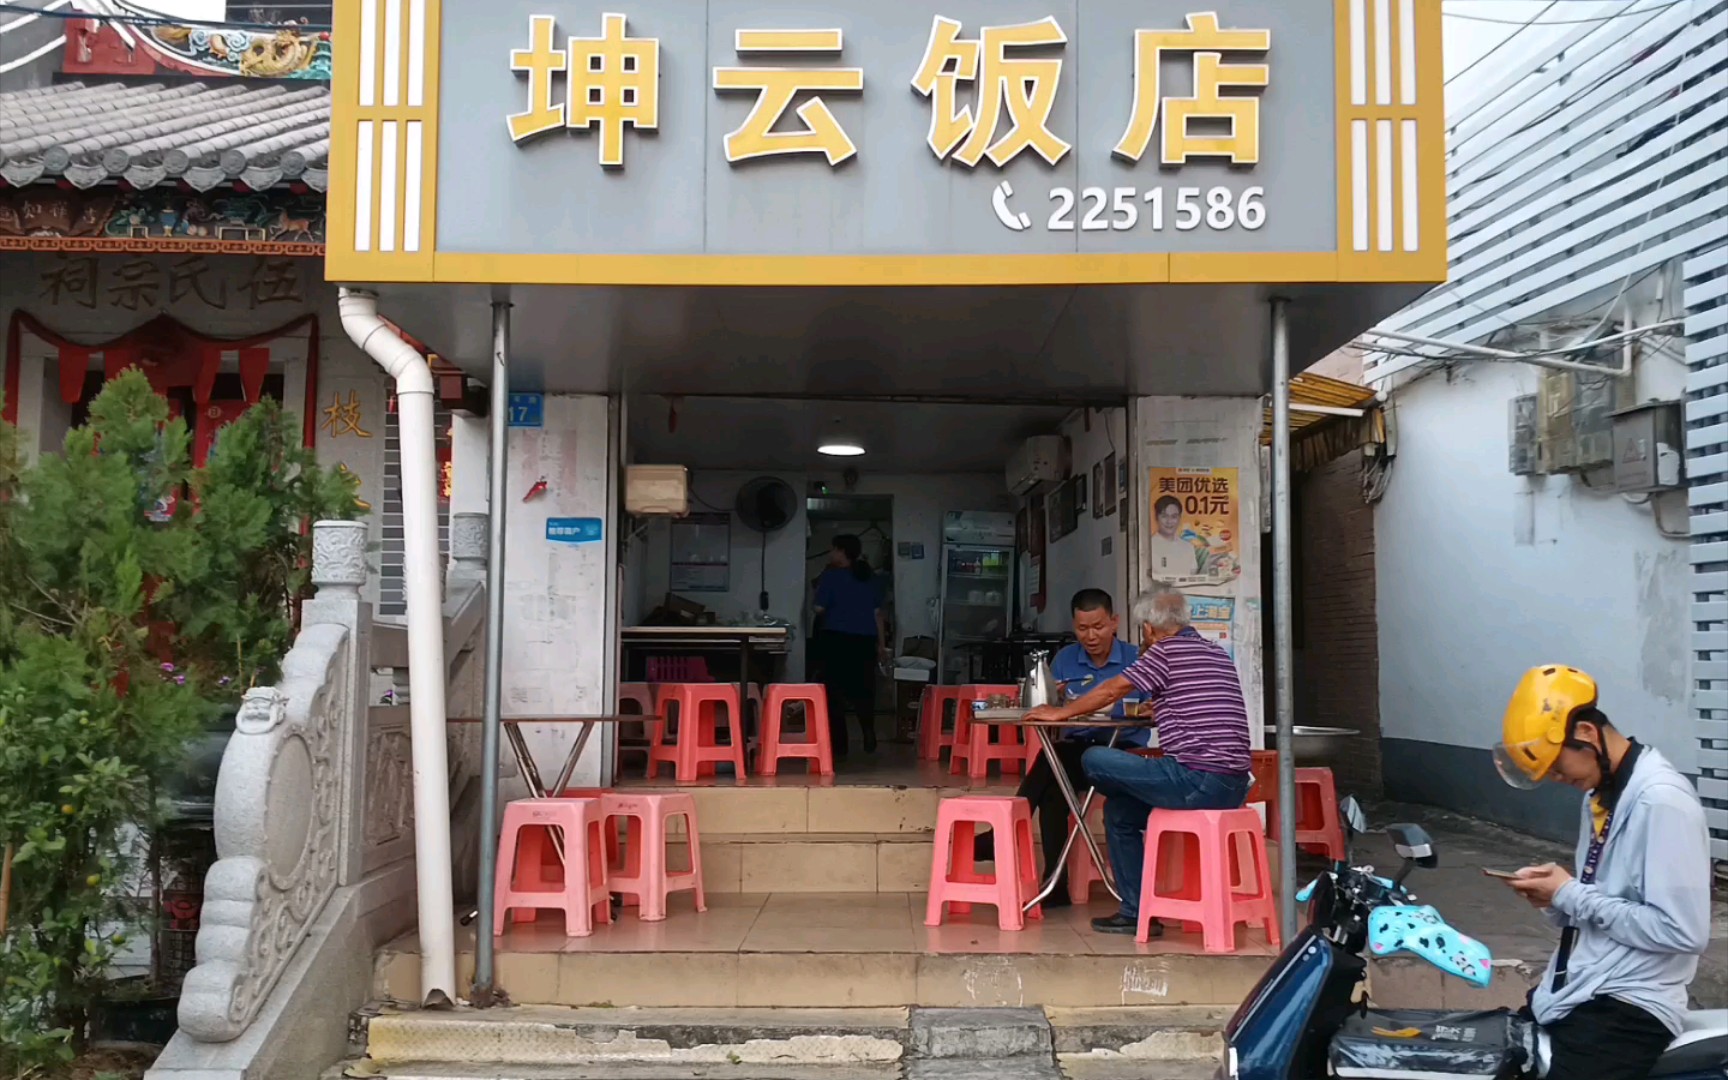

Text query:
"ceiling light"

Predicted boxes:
[[818, 442, 866, 457]]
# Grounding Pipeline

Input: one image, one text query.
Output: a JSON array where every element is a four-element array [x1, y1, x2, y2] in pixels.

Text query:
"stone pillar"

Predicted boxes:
[[304, 520, 376, 887], [449, 511, 487, 584]]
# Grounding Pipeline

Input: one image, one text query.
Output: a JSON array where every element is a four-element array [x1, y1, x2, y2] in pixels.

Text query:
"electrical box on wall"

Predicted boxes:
[[1006, 436, 1069, 496], [1508, 394, 1539, 476], [1538, 366, 1629, 474], [1612, 402, 1685, 493], [626, 464, 689, 516]]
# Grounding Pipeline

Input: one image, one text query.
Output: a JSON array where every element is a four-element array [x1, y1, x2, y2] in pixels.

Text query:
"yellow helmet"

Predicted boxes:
[[1494, 665, 1598, 789]]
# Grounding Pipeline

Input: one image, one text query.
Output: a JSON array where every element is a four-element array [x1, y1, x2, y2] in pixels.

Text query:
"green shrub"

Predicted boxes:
[[0, 372, 356, 1074]]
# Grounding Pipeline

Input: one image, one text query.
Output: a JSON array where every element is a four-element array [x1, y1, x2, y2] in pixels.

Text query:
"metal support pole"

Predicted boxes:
[[1270, 297, 1298, 942], [471, 300, 512, 1003]]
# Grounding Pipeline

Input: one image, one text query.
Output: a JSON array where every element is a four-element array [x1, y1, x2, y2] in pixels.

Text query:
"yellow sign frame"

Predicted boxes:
[[326, 0, 1447, 287]]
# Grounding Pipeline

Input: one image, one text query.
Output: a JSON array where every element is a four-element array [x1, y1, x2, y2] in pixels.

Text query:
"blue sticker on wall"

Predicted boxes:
[[508, 393, 544, 428], [546, 517, 603, 544]]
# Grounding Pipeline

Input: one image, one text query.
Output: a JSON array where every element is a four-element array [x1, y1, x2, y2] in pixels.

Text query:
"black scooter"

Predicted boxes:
[[1214, 798, 1726, 1079]]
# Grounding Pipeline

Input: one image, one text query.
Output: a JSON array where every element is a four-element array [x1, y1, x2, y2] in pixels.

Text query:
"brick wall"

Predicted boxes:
[[1294, 451, 1383, 796]]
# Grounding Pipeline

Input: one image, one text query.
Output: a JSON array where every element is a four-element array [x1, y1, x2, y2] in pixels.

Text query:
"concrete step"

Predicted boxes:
[[378, 945, 1281, 1010], [672, 833, 931, 895], [376, 942, 1534, 1012], [334, 1062, 900, 1079], [1046, 1006, 1229, 1059], [358, 1006, 907, 1068], [646, 784, 1019, 838], [340, 1004, 1235, 1080], [676, 830, 1104, 895]]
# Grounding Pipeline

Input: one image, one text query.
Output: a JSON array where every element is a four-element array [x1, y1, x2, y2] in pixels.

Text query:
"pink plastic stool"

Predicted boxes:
[[758, 684, 835, 777], [1134, 807, 1280, 952], [918, 686, 968, 762], [1065, 797, 1112, 902], [494, 797, 612, 937], [648, 683, 747, 783], [601, 791, 707, 921], [925, 796, 1043, 930], [949, 685, 1020, 777]]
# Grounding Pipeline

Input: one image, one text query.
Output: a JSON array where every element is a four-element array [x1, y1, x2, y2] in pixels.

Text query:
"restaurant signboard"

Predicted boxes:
[[328, 0, 1446, 286]]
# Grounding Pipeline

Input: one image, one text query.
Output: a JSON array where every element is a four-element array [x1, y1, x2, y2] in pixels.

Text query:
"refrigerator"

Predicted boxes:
[[938, 511, 1017, 685]]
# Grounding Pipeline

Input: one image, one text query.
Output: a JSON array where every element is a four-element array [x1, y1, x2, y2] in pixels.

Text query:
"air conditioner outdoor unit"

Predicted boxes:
[[1006, 435, 1069, 496]]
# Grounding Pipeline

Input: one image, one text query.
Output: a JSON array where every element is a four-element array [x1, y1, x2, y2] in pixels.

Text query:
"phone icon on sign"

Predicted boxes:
[[992, 181, 1031, 231]]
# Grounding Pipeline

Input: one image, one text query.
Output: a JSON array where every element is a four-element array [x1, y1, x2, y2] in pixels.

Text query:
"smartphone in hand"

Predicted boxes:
[[1481, 867, 1520, 880]]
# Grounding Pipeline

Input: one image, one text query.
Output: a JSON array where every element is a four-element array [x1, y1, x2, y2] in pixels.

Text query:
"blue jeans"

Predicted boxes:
[[1080, 747, 1252, 920]]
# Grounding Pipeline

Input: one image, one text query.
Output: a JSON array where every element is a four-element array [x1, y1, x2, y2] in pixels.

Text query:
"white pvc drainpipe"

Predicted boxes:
[[338, 287, 457, 1005]]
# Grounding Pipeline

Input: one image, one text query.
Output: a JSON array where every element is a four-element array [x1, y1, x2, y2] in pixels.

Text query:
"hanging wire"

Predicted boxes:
[[0, 0, 331, 33], [1443, 0, 1697, 25]]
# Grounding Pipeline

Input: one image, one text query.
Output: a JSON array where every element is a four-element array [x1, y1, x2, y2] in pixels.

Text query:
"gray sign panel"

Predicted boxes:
[[435, 0, 1335, 257]]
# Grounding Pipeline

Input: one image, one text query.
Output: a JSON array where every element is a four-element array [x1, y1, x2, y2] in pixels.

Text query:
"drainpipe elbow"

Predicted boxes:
[[338, 287, 434, 397]]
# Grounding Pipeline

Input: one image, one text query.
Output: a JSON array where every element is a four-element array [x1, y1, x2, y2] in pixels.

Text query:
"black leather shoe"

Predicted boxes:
[[1092, 913, 1156, 936]]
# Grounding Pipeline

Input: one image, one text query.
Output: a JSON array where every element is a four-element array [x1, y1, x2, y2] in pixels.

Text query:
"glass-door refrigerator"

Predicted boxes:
[[938, 511, 1016, 685]]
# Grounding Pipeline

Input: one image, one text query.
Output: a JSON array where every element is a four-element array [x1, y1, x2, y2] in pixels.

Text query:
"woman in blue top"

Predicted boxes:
[[814, 534, 887, 757]]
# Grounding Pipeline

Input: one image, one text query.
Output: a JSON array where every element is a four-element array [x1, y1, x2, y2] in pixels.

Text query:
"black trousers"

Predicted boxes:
[[821, 631, 878, 756], [1530, 995, 1673, 1080], [992, 740, 1095, 903]]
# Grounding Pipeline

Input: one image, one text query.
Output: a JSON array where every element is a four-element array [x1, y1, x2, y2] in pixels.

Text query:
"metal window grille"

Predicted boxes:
[[379, 395, 452, 617]]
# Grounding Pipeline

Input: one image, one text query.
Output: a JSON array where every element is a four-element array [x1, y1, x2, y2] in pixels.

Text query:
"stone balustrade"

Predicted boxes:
[[163, 514, 489, 1067]]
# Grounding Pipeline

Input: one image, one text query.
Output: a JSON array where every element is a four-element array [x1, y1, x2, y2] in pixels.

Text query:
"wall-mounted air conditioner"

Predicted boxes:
[[1006, 435, 1069, 496]]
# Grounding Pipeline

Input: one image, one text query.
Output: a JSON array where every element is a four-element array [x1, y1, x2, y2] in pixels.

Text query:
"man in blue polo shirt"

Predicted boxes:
[[976, 589, 1146, 905]]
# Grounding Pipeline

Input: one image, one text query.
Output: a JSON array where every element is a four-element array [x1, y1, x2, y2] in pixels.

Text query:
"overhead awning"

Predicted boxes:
[[1262, 371, 1386, 472]]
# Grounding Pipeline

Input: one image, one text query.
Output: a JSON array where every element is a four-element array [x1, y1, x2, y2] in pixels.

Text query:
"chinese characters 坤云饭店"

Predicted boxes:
[[505, 12, 1271, 170]]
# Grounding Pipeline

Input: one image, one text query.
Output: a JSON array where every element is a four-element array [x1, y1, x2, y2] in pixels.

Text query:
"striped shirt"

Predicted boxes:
[[1121, 627, 1251, 775]]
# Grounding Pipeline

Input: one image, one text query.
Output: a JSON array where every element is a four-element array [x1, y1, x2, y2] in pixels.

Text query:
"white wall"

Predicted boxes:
[[1133, 397, 1265, 747], [1375, 358, 1695, 771], [1038, 408, 1130, 632], [635, 470, 812, 677], [498, 394, 615, 785]]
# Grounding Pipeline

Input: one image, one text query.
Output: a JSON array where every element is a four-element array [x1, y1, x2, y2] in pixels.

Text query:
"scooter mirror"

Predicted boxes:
[[1340, 796, 1368, 837], [1387, 823, 1439, 868]]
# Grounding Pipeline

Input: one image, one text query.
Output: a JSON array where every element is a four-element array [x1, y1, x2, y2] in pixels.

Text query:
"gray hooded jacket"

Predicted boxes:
[[1532, 745, 1711, 1036]]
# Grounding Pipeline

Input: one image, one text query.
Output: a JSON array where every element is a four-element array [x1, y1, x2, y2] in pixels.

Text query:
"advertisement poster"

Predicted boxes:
[[1187, 595, 1235, 657], [1147, 467, 1241, 587]]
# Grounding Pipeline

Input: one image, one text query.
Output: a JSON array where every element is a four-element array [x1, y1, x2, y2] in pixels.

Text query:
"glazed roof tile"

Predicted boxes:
[[0, 80, 329, 191]]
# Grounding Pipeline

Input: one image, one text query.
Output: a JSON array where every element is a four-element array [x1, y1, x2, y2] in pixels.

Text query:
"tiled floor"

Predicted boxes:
[[432, 891, 1277, 959]]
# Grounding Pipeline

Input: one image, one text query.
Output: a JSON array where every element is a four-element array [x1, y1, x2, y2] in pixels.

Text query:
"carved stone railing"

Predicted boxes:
[[175, 514, 491, 1044], [177, 519, 369, 1041]]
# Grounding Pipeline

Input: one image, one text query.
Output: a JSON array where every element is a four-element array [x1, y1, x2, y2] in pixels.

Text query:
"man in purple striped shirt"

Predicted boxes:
[[1023, 583, 1252, 935]]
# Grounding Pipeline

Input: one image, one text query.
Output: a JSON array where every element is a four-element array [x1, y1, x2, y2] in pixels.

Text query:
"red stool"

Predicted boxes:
[[924, 795, 1043, 930], [1135, 807, 1280, 952], [758, 684, 835, 777], [1065, 797, 1112, 902], [1267, 766, 1346, 861], [918, 686, 968, 762], [601, 791, 707, 921], [949, 685, 1020, 777], [493, 797, 612, 937], [648, 683, 747, 783], [1245, 750, 1279, 806]]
